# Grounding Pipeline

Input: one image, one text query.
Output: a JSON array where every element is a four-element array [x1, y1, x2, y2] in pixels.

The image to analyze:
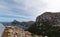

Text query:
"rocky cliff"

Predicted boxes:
[[36, 12, 60, 25]]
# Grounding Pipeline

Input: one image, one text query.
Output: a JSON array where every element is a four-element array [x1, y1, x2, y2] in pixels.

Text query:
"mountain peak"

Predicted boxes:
[[11, 20, 20, 26]]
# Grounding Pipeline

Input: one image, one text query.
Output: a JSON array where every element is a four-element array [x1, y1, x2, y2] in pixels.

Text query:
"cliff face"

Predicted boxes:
[[36, 12, 60, 25], [28, 12, 60, 35]]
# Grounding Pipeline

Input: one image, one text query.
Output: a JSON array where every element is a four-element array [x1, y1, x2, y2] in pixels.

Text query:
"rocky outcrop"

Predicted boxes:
[[28, 12, 60, 36], [2, 26, 39, 37], [36, 12, 60, 25]]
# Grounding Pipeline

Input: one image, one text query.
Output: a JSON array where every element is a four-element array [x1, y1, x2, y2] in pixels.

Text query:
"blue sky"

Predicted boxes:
[[0, 0, 60, 22]]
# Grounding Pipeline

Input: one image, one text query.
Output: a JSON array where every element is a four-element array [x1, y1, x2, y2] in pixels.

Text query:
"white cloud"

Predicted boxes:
[[44, 0, 60, 12], [0, 12, 31, 19], [1, 0, 60, 21], [13, 0, 60, 21], [14, 0, 60, 13], [14, 0, 47, 18]]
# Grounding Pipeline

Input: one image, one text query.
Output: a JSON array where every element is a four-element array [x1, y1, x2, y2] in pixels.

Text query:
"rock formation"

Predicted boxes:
[[36, 12, 60, 25]]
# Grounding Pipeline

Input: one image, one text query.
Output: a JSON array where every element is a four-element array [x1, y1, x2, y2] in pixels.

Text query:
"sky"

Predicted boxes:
[[0, 0, 60, 22]]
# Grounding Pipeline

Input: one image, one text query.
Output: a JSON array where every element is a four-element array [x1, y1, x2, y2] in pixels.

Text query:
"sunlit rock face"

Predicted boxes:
[[2, 26, 33, 37], [36, 12, 60, 25], [0, 23, 5, 37]]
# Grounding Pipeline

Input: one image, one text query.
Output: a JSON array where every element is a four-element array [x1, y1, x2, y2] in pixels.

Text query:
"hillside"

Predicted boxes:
[[1, 20, 34, 30], [2, 26, 39, 37]]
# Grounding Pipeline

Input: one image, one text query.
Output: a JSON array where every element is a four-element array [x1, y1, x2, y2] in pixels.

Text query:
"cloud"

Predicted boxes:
[[0, 0, 47, 22], [0, 17, 31, 22], [44, 0, 60, 12], [0, 0, 60, 22], [14, 0, 47, 15], [13, 0, 48, 20]]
